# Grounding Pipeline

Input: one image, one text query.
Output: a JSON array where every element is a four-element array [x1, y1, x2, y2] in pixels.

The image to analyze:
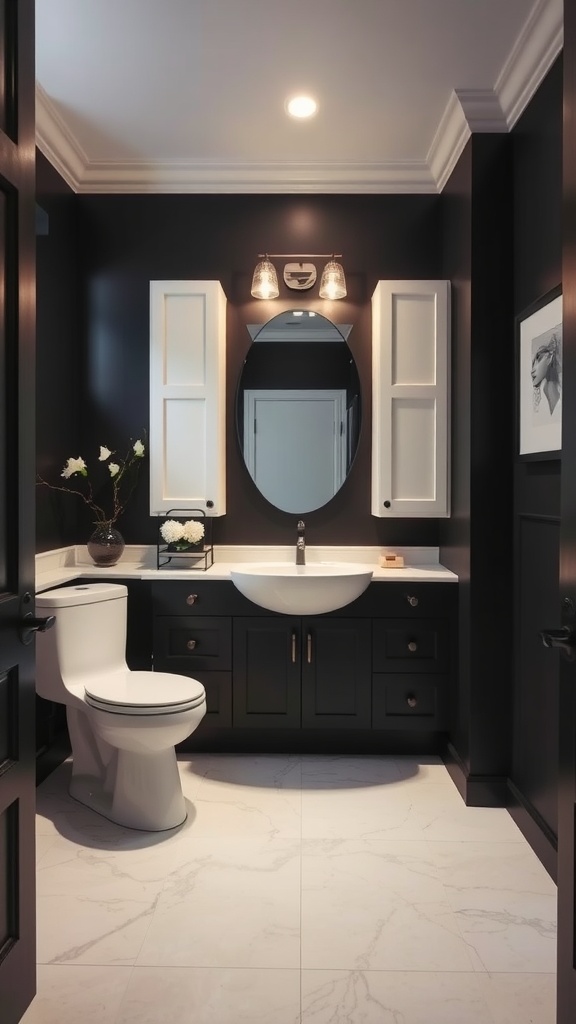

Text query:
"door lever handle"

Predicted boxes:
[[19, 614, 56, 646], [540, 626, 576, 660]]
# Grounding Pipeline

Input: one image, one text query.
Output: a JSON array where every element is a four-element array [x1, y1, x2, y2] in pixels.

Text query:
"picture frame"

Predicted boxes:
[[517, 284, 562, 459]]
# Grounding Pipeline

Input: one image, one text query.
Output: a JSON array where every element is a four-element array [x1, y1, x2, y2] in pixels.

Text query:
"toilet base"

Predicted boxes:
[[69, 746, 187, 831]]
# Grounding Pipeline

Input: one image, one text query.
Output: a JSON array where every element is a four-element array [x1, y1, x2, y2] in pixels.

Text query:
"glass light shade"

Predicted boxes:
[[251, 260, 279, 300], [319, 260, 347, 300]]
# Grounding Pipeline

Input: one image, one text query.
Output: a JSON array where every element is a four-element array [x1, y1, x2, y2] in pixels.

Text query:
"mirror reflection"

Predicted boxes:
[[237, 310, 361, 514]]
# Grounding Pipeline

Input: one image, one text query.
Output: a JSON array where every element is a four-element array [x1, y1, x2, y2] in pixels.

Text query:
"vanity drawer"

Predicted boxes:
[[153, 616, 232, 671], [365, 583, 456, 619], [372, 618, 449, 673], [152, 581, 250, 617], [372, 674, 448, 729]]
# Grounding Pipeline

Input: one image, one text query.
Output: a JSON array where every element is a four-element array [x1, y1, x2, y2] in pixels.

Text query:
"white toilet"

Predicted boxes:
[[35, 583, 206, 831]]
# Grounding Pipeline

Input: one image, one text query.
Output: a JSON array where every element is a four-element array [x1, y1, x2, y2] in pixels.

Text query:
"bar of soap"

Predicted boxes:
[[379, 553, 405, 568]]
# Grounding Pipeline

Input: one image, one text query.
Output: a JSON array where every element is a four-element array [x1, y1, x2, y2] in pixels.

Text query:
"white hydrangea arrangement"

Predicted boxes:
[[160, 518, 205, 548]]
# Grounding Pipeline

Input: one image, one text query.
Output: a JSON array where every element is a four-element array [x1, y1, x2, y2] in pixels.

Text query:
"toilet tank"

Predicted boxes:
[[36, 583, 129, 687]]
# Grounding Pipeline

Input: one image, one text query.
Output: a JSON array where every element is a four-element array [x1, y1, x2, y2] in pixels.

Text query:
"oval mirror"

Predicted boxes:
[[236, 309, 361, 514]]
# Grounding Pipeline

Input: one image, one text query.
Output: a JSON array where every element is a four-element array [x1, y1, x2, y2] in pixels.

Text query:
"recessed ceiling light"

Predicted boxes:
[[285, 95, 318, 119]]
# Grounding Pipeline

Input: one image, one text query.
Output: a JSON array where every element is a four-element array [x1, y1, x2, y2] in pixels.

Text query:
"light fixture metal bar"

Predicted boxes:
[[257, 253, 342, 259]]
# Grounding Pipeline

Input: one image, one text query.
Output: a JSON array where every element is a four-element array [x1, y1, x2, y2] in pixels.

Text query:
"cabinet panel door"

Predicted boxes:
[[372, 279, 450, 517], [149, 280, 226, 515], [233, 619, 301, 728], [182, 670, 232, 728], [301, 619, 372, 729]]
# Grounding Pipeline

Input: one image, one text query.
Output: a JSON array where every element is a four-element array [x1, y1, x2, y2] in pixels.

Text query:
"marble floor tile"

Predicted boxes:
[[301, 838, 476, 971], [28, 753, 558, 1021], [116, 966, 301, 1024], [37, 892, 159, 965], [187, 752, 302, 789], [19, 965, 133, 1024], [136, 836, 301, 968], [301, 970, 494, 1024], [301, 754, 406, 789], [301, 781, 525, 842], [478, 971, 556, 1024], [433, 842, 557, 972]]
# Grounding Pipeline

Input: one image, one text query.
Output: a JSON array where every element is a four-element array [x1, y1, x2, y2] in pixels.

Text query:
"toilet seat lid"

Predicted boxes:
[[84, 671, 205, 713]]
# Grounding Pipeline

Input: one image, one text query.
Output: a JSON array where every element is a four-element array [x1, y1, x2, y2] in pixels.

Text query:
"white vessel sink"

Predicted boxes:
[[230, 562, 374, 615]]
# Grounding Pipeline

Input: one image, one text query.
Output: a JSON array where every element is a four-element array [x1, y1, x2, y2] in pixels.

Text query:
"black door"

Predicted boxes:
[[557, 5, 576, 1018], [233, 618, 301, 728], [0, 2, 38, 1021]]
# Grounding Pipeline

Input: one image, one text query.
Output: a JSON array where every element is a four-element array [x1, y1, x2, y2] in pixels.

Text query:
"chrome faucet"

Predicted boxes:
[[296, 520, 306, 565]]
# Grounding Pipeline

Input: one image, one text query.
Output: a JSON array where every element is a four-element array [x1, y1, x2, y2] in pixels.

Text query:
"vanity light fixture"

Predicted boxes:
[[250, 258, 279, 300], [251, 254, 346, 300]]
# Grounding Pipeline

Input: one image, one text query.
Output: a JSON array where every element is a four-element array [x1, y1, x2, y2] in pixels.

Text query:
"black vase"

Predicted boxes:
[[87, 523, 125, 567]]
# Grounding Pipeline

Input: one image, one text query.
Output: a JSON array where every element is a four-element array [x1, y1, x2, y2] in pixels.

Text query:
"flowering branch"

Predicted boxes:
[[37, 436, 146, 527]]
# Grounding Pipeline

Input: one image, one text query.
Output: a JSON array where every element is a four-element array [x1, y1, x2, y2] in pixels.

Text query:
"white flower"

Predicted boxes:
[[182, 519, 205, 545], [108, 463, 120, 478], [61, 457, 87, 479], [160, 519, 185, 544], [99, 446, 112, 461], [133, 439, 145, 457]]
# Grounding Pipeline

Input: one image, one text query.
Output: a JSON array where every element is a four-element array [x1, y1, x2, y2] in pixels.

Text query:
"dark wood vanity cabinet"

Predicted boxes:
[[150, 579, 456, 749], [233, 617, 371, 729]]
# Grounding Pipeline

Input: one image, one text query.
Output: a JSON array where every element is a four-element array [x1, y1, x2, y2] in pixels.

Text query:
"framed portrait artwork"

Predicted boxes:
[[517, 285, 562, 459]]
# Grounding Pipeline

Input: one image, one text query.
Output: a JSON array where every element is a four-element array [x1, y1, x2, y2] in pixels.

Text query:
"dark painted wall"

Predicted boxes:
[[510, 56, 562, 842], [440, 132, 514, 797], [439, 56, 562, 829], [36, 158, 82, 547], [35, 179, 444, 550]]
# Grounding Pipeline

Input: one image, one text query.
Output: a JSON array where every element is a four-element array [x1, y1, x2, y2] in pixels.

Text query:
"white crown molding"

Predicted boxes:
[[65, 158, 436, 195], [35, 84, 89, 191], [428, 89, 508, 193], [496, 0, 563, 129], [35, 0, 564, 196]]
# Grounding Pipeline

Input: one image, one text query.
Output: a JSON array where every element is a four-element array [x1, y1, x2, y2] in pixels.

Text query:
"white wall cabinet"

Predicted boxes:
[[150, 280, 226, 516], [371, 280, 450, 518]]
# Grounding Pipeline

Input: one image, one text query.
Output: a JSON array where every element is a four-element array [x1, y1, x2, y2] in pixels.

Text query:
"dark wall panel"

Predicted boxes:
[[510, 55, 562, 843], [514, 514, 560, 834], [35, 153, 82, 548], [35, 189, 444, 549]]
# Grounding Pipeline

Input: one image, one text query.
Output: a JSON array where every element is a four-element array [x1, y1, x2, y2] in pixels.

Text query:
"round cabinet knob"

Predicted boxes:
[[406, 694, 418, 709], [406, 595, 419, 608], [206, 500, 214, 509], [186, 594, 198, 606], [187, 639, 198, 651], [407, 641, 418, 653], [383, 500, 391, 509]]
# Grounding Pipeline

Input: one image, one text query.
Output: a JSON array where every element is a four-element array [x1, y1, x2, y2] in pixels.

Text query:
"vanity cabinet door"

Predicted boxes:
[[371, 279, 450, 518], [233, 618, 301, 728], [301, 618, 372, 728]]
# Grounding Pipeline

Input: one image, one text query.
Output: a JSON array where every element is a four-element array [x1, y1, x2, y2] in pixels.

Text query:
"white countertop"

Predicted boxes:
[[36, 544, 458, 592]]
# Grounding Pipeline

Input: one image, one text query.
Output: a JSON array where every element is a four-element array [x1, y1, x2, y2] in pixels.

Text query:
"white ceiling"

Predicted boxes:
[[35, 0, 563, 195]]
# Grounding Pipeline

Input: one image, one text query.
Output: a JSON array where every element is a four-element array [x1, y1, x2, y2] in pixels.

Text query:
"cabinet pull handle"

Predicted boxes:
[[186, 594, 199, 606], [187, 639, 198, 651], [406, 694, 418, 708], [406, 595, 419, 608], [407, 640, 418, 653], [307, 632, 312, 663], [291, 632, 297, 663]]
